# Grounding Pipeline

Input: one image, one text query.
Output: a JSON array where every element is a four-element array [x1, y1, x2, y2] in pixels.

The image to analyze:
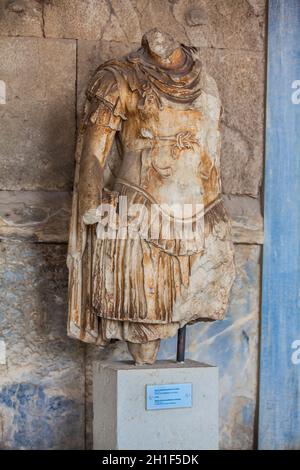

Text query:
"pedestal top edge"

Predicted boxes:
[[93, 359, 217, 371]]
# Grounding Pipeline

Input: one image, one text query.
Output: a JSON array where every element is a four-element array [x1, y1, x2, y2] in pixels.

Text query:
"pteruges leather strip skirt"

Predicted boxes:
[[92, 184, 235, 331]]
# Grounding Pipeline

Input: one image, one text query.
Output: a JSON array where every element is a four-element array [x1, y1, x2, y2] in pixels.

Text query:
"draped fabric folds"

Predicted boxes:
[[67, 44, 235, 345]]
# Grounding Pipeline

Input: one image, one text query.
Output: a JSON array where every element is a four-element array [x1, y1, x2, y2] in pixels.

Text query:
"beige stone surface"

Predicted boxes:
[[130, 0, 188, 44], [247, 0, 266, 16], [93, 360, 218, 450], [85, 341, 130, 450], [201, 48, 265, 196], [0, 37, 76, 190], [43, 0, 187, 43], [43, 0, 110, 40], [0, 0, 43, 37], [102, 0, 142, 43], [172, 0, 266, 50], [41, 0, 265, 52]]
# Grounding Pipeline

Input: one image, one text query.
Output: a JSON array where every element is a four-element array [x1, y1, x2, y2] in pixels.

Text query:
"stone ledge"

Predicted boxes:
[[0, 191, 72, 243], [0, 191, 263, 244], [223, 194, 264, 245]]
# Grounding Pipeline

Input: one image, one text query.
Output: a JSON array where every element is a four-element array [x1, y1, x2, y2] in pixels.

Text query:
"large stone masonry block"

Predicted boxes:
[[201, 48, 265, 196], [44, 0, 111, 40], [172, 0, 266, 51], [0, 242, 85, 449], [0, 37, 76, 190], [0, 0, 43, 37], [43, 0, 185, 43], [43, 0, 265, 51]]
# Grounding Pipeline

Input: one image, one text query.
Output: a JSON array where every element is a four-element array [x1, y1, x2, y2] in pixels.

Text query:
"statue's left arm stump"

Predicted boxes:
[[93, 360, 219, 450]]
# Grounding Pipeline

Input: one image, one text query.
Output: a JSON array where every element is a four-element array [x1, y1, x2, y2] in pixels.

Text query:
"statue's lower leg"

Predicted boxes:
[[127, 339, 161, 365]]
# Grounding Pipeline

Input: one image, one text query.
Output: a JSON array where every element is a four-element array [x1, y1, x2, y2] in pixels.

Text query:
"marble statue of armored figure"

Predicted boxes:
[[67, 29, 236, 364]]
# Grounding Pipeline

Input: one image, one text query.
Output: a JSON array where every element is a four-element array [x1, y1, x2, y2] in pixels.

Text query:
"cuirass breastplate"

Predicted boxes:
[[115, 90, 221, 214]]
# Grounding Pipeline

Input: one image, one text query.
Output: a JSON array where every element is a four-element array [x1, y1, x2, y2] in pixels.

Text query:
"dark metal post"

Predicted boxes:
[[176, 325, 186, 362]]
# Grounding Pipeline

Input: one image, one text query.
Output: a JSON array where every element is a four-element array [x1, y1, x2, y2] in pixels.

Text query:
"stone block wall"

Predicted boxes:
[[0, 0, 265, 449]]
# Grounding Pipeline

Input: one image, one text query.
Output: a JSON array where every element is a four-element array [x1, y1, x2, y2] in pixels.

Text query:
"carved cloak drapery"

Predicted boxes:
[[66, 105, 99, 344], [66, 67, 124, 345]]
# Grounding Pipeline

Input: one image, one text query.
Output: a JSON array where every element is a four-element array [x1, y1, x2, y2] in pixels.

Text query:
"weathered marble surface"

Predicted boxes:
[[77, 40, 264, 198], [0, 37, 76, 191], [0, 243, 85, 449], [84, 244, 260, 449], [68, 29, 239, 366]]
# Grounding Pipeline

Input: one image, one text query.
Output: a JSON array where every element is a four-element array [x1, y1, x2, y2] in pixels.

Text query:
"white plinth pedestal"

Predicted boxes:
[[93, 359, 218, 450]]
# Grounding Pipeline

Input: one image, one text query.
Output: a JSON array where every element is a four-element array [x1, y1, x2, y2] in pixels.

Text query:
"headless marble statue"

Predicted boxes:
[[67, 29, 235, 364]]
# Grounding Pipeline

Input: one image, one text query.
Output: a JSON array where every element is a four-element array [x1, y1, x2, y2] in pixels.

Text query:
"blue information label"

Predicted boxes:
[[146, 383, 192, 410]]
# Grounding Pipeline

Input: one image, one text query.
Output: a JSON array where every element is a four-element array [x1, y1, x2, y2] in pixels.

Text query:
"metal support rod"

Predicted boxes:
[[176, 325, 186, 362]]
